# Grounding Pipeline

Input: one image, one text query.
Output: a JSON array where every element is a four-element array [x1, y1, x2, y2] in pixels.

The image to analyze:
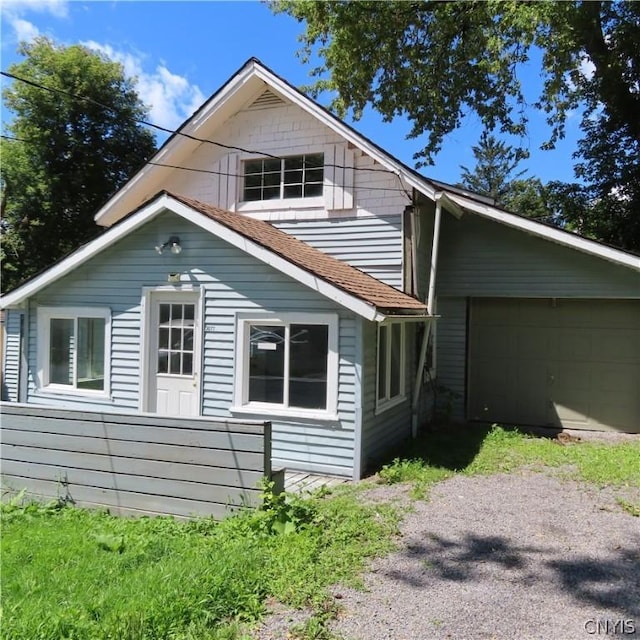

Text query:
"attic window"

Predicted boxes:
[[243, 153, 324, 202]]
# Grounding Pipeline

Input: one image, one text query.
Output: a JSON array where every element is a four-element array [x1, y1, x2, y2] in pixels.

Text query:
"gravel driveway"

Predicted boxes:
[[254, 467, 639, 639], [330, 470, 640, 640]]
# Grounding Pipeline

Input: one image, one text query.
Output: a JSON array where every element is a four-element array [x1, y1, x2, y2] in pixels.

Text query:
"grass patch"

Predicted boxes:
[[1, 488, 399, 640], [378, 424, 640, 490], [617, 499, 640, 517]]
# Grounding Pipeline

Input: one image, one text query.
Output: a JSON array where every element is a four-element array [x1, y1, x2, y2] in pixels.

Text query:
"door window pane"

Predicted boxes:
[[157, 303, 196, 376], [159, 304, 170, 324], [170, 351, 181, 375], [289, 324, 328, 409], [249, 325, 285, 403], [182, 353, 193, 376], [158, 351, 169, 374]]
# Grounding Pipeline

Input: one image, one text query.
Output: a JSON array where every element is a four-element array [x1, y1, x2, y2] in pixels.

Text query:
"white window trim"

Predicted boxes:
[[236, 196, 324, 213], [36, 306, 111, 398], [239, 152, 325, 207], [231, 312, 339, 420], [375, 320, 406, 414]]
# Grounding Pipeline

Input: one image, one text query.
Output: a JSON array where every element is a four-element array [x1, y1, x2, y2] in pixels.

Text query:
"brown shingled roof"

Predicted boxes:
[[165, 191, 428, 315]]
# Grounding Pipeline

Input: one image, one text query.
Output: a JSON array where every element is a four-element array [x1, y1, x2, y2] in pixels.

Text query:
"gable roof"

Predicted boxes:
[[92, 57, 640, 275], [1, 191, 428, 321]]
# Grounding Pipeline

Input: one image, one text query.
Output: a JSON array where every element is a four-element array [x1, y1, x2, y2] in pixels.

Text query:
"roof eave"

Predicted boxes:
[[445, 192, 640, 272]]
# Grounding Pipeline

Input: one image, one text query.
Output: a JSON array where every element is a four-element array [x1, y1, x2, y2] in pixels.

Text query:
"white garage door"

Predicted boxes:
[[469, 299, 640, 433]]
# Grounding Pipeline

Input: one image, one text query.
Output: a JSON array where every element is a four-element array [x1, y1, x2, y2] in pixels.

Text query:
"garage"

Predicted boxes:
[[468, 298, 640, 433]]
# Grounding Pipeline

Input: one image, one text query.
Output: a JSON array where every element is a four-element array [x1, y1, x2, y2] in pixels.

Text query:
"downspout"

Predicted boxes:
[[411, 195, 444, 437]]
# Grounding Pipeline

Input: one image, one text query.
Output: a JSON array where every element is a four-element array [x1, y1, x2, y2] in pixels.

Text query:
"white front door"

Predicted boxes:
[[146, 292, 200, 416]]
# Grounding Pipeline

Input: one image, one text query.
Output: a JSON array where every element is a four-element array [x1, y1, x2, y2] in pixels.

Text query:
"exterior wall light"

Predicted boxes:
[[155, 236, 182, 255]]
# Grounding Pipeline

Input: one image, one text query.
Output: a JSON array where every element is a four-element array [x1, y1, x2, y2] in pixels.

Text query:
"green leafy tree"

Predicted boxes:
[[1, 38, 157, 292], [273, 0, 640, 250]]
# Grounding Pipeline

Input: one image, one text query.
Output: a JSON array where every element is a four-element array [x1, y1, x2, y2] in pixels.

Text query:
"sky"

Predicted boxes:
[[0, 0, 586, 186]]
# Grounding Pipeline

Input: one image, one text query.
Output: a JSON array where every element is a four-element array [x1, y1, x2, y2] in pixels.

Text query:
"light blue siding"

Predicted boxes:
[[359, 320, 417, 472], [2, 310, 22, 401], [274, 216, 404, 289], [23, 211, 359, 476]]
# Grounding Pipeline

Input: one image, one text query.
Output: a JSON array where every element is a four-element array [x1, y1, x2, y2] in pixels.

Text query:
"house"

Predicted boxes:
[[1, 58, 639, 482]]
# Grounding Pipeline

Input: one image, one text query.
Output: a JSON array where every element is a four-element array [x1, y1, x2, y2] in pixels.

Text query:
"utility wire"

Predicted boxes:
[[1, 70, 406, 177], [1, 134, 411, 196]]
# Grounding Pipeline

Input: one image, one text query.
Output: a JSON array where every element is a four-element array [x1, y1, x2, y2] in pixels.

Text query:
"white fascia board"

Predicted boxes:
[[1, 195, 173, 309], [94, 64, 260, 228], [252, 66, 437, 202], [95, 59, 438, 227], [446, 192, 640, 272], [165, 198, 385, 321], [435, 191, 465, 218]]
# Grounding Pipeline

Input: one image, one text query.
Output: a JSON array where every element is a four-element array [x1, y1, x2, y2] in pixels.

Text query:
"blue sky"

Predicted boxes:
[[1, 0, 585, 186]]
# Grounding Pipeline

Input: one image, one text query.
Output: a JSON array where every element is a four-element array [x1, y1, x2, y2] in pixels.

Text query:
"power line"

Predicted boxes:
[[1, 134, 412, 196], [1, 69, 405, 177], [147, 161, 412, 194]]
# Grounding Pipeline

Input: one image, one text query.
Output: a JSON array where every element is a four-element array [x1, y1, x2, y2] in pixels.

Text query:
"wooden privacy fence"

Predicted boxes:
[[0, 403, 280, 519]]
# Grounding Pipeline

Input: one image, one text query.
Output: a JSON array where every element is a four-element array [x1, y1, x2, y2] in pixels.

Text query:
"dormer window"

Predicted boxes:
[[243, 153, 324, 202]]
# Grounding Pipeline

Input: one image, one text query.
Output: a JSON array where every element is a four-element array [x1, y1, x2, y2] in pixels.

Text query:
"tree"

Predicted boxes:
[[1, 38, 157, 292], [459, 132, 527, 205], [272, 1, 640, 250]]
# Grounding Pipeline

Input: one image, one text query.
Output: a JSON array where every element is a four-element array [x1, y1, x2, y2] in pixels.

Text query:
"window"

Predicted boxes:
[[38, 307, 110, 395], [242, 153, 324, 202], [156, 303, 195, 376], [234, 314, 338, 417], [377, 321, 405, 411]]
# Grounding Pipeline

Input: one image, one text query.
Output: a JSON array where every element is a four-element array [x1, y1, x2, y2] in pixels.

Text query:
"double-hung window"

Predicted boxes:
[[242, 153, 324, 202], [37, 307, 110, 396], [234, 313, 338, 418], [376, 321, 405, 412]]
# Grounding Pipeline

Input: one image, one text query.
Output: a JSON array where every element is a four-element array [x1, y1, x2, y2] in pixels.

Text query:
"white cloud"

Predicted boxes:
[[2, 0, 68, 18], [83, 41, 206, 131], [11, 17, 40, 42], [1, 0, 68, 43]]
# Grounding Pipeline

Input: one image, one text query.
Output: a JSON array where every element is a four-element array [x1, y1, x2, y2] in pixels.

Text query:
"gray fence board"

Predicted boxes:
[[4, 414, 265, 452], [3, 429, 265, 471], [0, 403, 272, 518], [2, 445, 264, 489], [2, 460, 259, 505], [0, 404, 267, 434], [1, 476, 233, 520]]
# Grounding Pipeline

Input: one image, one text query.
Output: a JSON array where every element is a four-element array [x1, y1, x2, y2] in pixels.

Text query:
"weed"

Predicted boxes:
[[617, 499, 640, 517], [1, 486, 398, 640], [377, 424, 640, 495]]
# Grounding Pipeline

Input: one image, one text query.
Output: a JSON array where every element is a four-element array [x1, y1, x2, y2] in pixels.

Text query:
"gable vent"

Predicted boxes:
[[247, 89, 287, 110]]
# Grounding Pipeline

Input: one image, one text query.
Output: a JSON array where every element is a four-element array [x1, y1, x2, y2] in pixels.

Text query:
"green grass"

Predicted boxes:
[[4, 426, 637, 639], [378, 424, 640, 490], [1, 489, 399, 640]]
